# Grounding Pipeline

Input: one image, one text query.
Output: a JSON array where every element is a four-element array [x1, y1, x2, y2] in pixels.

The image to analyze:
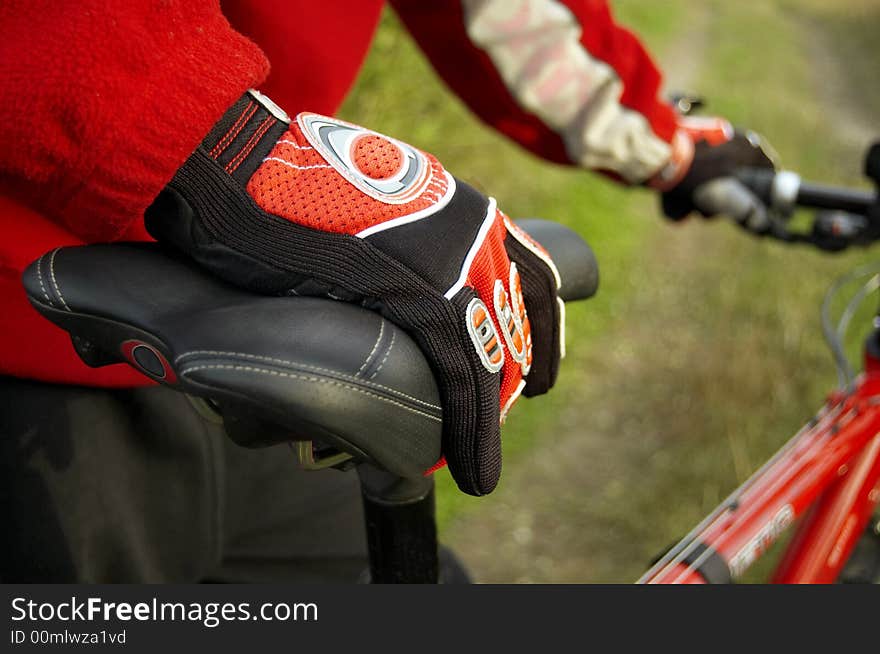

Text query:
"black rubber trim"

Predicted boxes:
[[364, 178, 490, 291], [681, 542, 733, 584]]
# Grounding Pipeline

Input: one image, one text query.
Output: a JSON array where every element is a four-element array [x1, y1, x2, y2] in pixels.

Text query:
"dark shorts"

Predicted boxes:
[[0, 377, 369, 582]]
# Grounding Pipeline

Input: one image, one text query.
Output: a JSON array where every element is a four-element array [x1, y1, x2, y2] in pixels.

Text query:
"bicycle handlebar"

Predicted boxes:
[[735, 167, 877, 216], [733, 151, 879, 252], [797, 180, 876, 215]]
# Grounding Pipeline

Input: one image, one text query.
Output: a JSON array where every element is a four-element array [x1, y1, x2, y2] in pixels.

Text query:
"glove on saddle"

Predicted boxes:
[[146, 90, 564, 496]]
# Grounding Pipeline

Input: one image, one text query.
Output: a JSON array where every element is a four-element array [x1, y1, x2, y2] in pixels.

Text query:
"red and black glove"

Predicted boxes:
[[657, 116, 778, 233], [145, 90, 563, 496]]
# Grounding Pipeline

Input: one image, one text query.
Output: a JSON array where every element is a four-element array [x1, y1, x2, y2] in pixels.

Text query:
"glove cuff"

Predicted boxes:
[[646, 129, 695, 192], [648, 116, 735, 193]]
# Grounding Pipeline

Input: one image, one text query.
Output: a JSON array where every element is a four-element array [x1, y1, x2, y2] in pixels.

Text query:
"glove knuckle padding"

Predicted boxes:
[[504, 222, 563, 396], [146, 93, 563, 496]]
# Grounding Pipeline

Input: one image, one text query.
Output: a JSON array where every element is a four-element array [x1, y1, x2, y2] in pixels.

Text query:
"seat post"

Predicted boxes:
[[357, 464, 439, 583]]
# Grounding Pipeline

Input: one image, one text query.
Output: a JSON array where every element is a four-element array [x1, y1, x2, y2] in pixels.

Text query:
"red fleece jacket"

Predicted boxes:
[[0, 0, 676, 386]]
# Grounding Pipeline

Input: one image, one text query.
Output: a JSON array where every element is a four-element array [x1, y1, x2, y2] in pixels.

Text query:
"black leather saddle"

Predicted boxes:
[[23, 219, 598, 479]]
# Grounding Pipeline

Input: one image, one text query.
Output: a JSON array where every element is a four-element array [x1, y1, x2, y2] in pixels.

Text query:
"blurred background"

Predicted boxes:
[[339, 0, 880, 582]]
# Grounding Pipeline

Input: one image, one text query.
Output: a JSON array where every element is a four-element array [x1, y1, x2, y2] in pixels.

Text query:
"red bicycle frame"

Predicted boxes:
[[639, 338, 880, 584]]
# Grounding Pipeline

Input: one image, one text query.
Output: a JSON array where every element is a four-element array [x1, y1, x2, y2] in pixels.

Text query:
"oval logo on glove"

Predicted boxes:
[[297, 112, 430, 204], [466, 298, 505, 373]]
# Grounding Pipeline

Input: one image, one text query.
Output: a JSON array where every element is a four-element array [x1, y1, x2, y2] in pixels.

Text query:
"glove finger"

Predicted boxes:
[[503, 220, 562, 397], [432, 287, 505, 496], [661, 189, 695, 221]]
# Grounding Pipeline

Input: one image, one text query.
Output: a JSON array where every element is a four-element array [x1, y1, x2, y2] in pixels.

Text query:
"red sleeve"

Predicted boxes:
[[220, 0, 385, 117], [0, 0, 269, 242], [572, 0, 677, 139], [390, 0, 688, 185]]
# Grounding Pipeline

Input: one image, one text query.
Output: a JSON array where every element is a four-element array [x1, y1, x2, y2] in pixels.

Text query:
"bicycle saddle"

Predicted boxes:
[[22, 219, 598, 479]]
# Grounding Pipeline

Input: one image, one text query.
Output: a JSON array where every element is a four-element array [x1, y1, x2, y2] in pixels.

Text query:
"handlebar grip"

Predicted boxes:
[[734, 167, 775, 206], [865, 142, 880, 184], [796, 181, 876, 216]]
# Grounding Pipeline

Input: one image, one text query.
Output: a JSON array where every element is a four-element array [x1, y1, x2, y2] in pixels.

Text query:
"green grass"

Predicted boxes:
[[339, 1, 879, 581]]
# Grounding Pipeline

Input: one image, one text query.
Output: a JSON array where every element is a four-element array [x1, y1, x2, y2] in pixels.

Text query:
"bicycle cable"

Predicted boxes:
[[821, 262, 880, 389]]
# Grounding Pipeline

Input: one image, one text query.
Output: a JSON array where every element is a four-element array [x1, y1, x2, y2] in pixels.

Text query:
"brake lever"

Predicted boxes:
[[759, 212, 871, 253], [811, 211, 872, 251]]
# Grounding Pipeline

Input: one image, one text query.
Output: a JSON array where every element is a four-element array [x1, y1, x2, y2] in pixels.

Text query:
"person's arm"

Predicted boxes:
[[0, 0, 269, 242], [389, 0, 692, 187]]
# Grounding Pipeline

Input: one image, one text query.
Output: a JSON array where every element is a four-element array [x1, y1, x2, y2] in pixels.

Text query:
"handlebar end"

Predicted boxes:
[[865, 142, 880, 186]]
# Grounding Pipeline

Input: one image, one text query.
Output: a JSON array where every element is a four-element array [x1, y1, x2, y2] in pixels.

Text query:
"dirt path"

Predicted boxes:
[[657, 2, 711, 93], [799, 15, 876, 152]]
